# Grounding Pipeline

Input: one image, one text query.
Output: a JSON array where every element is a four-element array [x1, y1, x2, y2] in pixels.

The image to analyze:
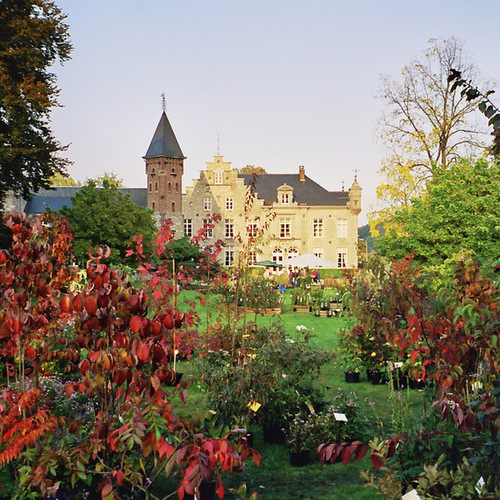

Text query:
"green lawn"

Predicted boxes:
[[165, 290, 425, 499]]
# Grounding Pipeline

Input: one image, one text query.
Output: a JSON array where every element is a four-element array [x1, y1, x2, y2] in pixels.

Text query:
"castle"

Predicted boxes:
[[10, 109, 362, 268]]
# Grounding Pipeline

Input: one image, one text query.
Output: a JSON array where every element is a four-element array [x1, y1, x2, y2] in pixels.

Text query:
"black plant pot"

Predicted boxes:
[[391, 370, 409, 390], [262, 423, 286, 445], [366, 369, 385, 385], [289, 450, 311, 467], [409, 378, 426, 390], [344, 370, 360, 383]]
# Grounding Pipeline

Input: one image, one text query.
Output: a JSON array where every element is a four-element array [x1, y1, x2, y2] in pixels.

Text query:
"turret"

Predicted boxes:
[[143, 102, 185, 213]]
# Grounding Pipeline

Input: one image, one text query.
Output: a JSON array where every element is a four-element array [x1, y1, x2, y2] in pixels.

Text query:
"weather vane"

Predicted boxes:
[[161, 92, 166, 112], [217, 133, 220, 155], [353, 168, 359, 181]]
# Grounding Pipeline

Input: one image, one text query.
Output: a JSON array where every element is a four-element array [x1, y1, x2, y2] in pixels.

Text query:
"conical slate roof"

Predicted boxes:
[[144, 111, 185, 159]]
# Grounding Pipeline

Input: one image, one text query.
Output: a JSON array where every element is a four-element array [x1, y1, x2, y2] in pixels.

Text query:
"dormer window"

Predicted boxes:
[[277, 183, 293, 205]]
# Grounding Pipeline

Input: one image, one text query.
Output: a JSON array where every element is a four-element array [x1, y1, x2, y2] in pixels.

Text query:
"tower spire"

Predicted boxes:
[[217, 133, 220, 155]]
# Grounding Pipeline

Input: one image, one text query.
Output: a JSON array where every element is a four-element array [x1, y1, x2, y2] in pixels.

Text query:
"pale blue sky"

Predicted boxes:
[[51, 1, 500, 225]]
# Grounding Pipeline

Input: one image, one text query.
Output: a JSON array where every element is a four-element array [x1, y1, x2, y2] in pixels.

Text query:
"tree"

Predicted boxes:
[[370, 38, 491, 233], [376, 158, 500, 279], [239, 165, 267, 175], [49, 172, 81, 186], [0, 0, 72, 209], [60, 178, 157, 266]]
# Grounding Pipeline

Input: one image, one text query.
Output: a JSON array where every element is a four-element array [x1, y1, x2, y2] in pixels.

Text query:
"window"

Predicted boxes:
[[313, 248, 324, 258], [313, 219, 323, 238], [287, 247, 299, 258], [152, 201, 155, 210], [204, 197, 212, 211], [215, 171, 223, 185], [248, 251, 257, 265], [272, 247, 284, 264], [280, 219, 291, 239], [337, 218, 347, 238], [168, 182, 171, 193], [224, 249, 234, 266], [154, 181, 158, 192], [149, 182, 152, 193], [171, 202, 175, 212], [224, 219, 234, 238], [247, 220, 258, 239], [175, 182, 179, 193], [281, 192, 290, 204], [184, 219, 193, 237], [226, 197, 234, 211], [203, 219, 213, 239], [337, 249, 347, 268]]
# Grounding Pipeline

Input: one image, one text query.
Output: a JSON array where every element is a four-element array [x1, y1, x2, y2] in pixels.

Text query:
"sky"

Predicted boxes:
[[50, 0, 500, 226]]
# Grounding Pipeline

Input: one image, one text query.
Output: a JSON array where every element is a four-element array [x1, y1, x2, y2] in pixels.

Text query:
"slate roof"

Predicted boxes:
[[22, 187, 148, 215], [239, 173, 349, 206], [144, 111, 185, 159]]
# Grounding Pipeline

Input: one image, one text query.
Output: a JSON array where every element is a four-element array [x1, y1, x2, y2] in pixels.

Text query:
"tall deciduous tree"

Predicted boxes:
[[60, 179, 157, 266], [0, 0, 72, 209], [376, 158, 500, 279], [370, 38, 491, 234]]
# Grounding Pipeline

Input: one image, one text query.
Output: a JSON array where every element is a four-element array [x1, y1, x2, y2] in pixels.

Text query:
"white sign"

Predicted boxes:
[[402, 490, 421, 500], [333, 412, 347, 422]]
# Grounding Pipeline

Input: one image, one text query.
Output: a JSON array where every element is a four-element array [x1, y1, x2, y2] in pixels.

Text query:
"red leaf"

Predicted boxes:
[[85, 295, 98, 315], [101, 482, 113, 498], [130, 315, 143, 333], [371, 453, 384, 469], [410, 349, 419, 363], [342, 444, 353, 465], [60, 295, 71, 313], [137, 342, 149, 362], [116, 469, 124, 486]]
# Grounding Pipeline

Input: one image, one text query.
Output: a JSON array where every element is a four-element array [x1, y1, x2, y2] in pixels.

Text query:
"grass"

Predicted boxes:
[[163, 290, 426, 499]]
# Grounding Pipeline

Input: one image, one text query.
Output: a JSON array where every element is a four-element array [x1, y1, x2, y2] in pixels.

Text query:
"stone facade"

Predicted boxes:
[[183, 155, 362, 269]]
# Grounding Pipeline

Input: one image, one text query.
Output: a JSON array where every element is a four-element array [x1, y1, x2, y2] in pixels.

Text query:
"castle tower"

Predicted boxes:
[[143, 107, 185, 214], [348, 172, 362, 215]]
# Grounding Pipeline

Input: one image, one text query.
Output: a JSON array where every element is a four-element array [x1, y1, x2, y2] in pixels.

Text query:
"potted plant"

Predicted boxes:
[[285, 413, 315, 466], [337, 328, 362, 383]]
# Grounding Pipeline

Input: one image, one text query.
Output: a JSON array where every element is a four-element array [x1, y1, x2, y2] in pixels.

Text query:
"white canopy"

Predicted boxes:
[[281, 253, 337, 269]]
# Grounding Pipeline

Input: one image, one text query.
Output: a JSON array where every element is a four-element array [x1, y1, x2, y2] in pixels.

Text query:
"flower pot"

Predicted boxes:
[[289, 450, 311, 467], [391, 370, 409, 390], [344, 370, 360, 383], [184, 480, 216, 500], [366, 369, 384, 385], [262, 423, 286, 444]]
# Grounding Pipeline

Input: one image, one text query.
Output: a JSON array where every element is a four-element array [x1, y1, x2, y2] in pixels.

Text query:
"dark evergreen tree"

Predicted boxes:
[[0, 0, 72, 209]]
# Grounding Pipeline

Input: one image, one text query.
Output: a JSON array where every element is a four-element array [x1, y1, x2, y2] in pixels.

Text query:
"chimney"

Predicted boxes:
[[299, 165, 305, 181]]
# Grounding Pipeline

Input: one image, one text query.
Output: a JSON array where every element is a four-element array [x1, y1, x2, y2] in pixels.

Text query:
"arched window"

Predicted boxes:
[[287, 248, 299, 259], [171, 202, 175, 212], [149, 182, 152, 192], [154, 181, 158, 192], [272, 247, 283, 264], [168, 182, 171, 192], [175, 182, 179, 193], [152, 201, 156, 210]]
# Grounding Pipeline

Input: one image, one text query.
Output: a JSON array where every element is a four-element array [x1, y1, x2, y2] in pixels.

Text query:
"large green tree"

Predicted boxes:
[[60, 179, 157, 266], [376, 158, 500, 277], [0, 0, 72, 209]]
